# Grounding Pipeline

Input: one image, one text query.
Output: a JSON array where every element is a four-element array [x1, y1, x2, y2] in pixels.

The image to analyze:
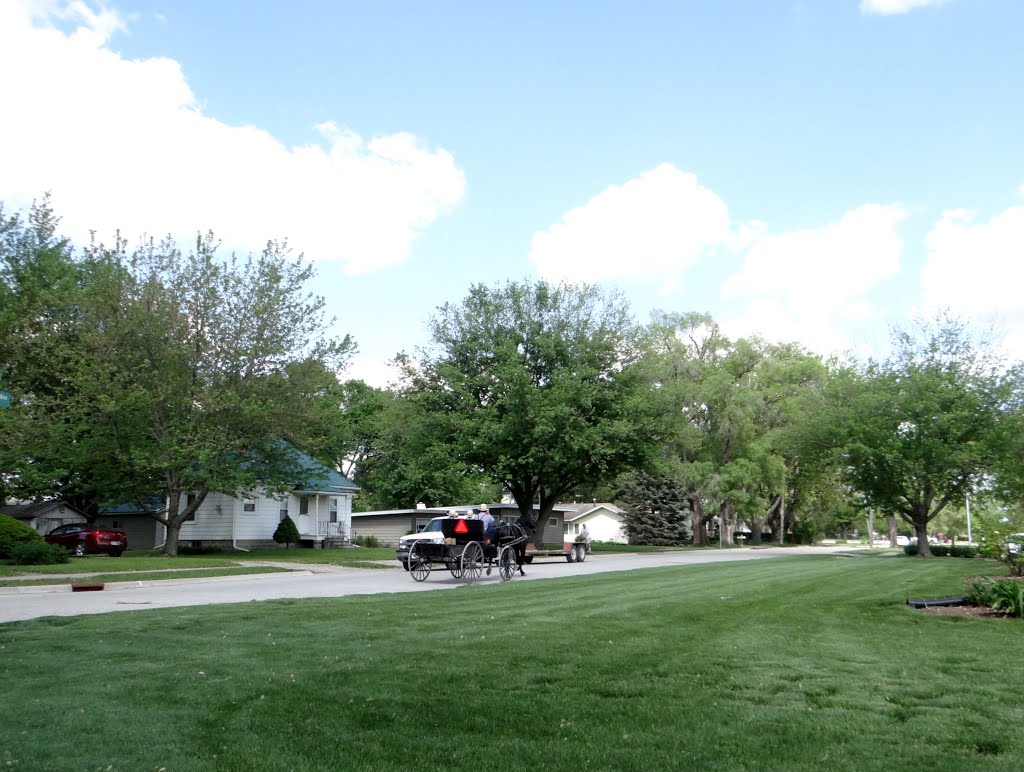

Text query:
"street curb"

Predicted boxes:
[[0, 570, 314, 595]]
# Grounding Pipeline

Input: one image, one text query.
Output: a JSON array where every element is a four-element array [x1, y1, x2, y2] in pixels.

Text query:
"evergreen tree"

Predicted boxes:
[[273, 516, 300, 548]]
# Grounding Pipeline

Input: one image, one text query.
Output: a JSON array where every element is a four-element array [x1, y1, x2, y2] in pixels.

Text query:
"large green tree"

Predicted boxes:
[[642, 311, 826, 545], [1, 199, 353, 554], [337, 375, 497, 511], [829, 314, 1020, 557], [410, 280, 658, 526]]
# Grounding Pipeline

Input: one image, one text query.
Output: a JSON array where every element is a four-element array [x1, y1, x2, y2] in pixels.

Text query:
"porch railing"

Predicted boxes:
[[317, 521, 347, 540]]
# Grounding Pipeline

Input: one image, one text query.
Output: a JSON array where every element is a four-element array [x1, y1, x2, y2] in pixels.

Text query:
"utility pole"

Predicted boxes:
[[966, 493, 973, 545]]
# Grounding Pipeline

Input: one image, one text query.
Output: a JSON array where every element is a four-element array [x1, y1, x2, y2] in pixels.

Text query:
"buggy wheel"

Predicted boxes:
[[461, 541, 484, 584], [498, 546, 517, 581], [407, 540, 429, 581], [410, 559, 431, 582], [448, 558, 464, 579]]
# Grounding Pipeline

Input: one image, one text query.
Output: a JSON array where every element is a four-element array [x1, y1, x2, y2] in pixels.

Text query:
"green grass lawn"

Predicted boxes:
[[0, 555, 1019, 771]]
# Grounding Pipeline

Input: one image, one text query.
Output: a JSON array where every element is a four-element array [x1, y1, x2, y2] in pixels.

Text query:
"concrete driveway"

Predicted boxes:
[[0, 545, 866, 624]]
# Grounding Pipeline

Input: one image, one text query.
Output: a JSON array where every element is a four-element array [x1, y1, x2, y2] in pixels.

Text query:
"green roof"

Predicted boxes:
[[290, 448, 359, 494]]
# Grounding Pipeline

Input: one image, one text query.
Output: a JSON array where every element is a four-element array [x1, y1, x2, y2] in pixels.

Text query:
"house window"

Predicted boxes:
[[279, 499, 289, 522], [243, 497, 257, 514], [112, 520, 121, 529], [184, 493, 197, 522], [574, 523, 580, 535], [549, 518, 557, 526], [299, 496, 309, 516], [329, 497, 338, 523]]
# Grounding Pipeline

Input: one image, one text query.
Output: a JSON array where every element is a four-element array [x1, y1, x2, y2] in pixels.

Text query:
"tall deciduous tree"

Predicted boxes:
[[831, 314, 1019, 557], [411, 280, 657, 526], [1, 198, 353, 554]]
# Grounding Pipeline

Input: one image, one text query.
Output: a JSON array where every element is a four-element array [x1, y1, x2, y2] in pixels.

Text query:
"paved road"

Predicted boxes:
[[0, 545, 866, 623]]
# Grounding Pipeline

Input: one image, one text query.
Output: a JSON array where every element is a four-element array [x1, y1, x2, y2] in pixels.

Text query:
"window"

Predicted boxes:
[[549, 518, 557, 526], [299, 496, 309, 516], [184, 493, 197, 522], [574, 523, 580, 535], [243, 497, 257, 514], [329, 497, 338, 523], [112, 520, 121, 529], [279, 499, 289, 522]]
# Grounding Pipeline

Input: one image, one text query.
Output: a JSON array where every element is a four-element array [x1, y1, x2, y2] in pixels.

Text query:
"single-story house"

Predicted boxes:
[[96, 449, 358, 550], [351, 503, 571, 547], [561, 502, 628, 544], [0, 501, 89, 535]]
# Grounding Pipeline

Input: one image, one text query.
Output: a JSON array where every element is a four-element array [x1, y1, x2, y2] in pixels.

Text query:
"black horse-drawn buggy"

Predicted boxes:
[[402, 518, 530, 584]]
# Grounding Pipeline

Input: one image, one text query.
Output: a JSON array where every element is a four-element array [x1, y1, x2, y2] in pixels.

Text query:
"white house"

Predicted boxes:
[[96, 449, 358, 550], [561, 502, 628, 544]]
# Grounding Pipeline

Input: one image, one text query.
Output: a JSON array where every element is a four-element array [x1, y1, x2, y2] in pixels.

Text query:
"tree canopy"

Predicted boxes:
[[0, 198, 353, 554], [827, 314, 1020, 556], [408, 279, 659, 524]]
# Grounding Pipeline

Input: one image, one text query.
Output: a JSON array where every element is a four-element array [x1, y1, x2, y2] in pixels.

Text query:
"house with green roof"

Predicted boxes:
[[95, 448, 359, 550]]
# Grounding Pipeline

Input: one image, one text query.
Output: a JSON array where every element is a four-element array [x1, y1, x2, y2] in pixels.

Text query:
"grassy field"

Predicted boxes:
[[0, 554, 1020, 771]]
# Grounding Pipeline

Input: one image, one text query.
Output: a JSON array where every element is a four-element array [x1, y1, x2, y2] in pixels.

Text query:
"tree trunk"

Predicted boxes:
[[748, 517, 766, 545], [913, 519, 931, 557], [887, 514, 898, 548], [720, 501, 735, 546], [689, 489, 707, 545]]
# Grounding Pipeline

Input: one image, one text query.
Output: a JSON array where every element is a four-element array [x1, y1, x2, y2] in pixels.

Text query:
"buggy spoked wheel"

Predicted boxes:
[[411, 558, 431, 582], [448, 558, 464, 579], [461, 541, 484, 584], [408, 540, 431, 582], [498, 546, 517, 581]]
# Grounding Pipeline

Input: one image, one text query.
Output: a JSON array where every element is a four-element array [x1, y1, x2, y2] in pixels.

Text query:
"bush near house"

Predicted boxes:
[[273, 516, 301, 548], [0, 514, 43, 558]]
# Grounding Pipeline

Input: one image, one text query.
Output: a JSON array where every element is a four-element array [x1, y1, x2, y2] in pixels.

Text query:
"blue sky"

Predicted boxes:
[[2, 0, 1023, 384]]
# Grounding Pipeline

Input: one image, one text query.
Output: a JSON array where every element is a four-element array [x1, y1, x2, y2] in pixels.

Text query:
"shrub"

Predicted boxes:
[[931, 545, 950, 557], [273, 516, 301, 548], [354, 535, 380, 548], [0, 515, 44, 558], [903, 544, 918, 556], [8, 541, 70, 565], [948, 545, 978, 559], [989, 579, 1024, 617], [961, 578, 995, 607], [792, 520, 818, 545]]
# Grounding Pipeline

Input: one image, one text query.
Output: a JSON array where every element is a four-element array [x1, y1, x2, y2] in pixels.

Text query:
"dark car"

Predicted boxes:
[[45, 524, 128, 557]]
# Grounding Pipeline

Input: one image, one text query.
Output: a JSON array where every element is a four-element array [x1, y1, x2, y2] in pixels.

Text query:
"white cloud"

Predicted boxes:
[[859, 0, 949, 16], [0, 2, 465, 274], [528, 163, 731, 286], [920, 202, 1024, 356], [720, 204, 907, 353]]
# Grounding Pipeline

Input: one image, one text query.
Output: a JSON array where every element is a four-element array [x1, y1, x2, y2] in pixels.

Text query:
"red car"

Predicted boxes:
[[45, 524, 128, 557]]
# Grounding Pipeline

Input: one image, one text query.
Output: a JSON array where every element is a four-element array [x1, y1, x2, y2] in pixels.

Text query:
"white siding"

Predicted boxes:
[[351, 514, 419, 546]]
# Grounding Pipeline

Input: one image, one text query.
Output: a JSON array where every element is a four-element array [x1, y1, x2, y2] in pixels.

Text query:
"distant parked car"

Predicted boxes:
[[45, 524, 127, 557], [895, 535, 911, 546], [1008, 534, 1024, 557]]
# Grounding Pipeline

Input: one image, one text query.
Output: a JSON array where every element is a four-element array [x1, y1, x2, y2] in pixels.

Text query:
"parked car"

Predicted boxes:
[[1008, 534, 1024, 557], [45, 523, 128, 556]]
